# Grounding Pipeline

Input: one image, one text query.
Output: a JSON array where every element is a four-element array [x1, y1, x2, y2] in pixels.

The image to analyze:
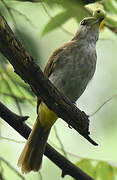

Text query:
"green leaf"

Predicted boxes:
[[42, 6, 90, 36], [71, 6, 90, 23], [0, 63, 34, 106], [71, 159, 117, 180], [75, 159, 95, 179], [43, 0, 98, 7], [43, 0, 84, 8], [41, 10, 71, 36], [12, 0, 40, 2], [95, 161, 114, 180], [102, 0, 117, 14]]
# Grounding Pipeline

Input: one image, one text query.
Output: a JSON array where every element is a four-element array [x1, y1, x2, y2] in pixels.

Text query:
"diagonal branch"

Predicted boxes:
[[13, 0, 101, 5], [0, 14, 97, 145], [0, 101, 94, 180]]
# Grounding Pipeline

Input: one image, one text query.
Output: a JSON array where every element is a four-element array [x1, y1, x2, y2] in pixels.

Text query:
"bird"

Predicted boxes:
[[17, 9, 106, 173]]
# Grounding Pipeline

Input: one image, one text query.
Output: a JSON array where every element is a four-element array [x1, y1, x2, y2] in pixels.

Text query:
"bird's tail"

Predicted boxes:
[[17, 115, 51, 173], [18, 103, 57, 173]]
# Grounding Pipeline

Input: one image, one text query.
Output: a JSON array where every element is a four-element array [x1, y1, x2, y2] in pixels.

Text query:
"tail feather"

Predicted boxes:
[[17, 115, 50, 173]]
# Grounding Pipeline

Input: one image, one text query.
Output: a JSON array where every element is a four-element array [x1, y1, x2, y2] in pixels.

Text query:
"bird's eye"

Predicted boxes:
[[97, 10, 100, 13]]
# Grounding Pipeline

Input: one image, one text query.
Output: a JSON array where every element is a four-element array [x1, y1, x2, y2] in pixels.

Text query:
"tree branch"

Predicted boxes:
[[0, 101, 94, 180], [14, 0, 101, 5], [105, 23, 117, 35], [0, 14, 97, 145]]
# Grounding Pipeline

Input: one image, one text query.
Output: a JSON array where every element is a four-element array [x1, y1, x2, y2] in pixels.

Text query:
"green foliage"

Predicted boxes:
[[1, 1, 117, 179], [76, 159, 95, 178], [6, 0, 117, 35], [0, 63, 34, 99], [41, 0, 117, 36], [41, 5, 90, 36], [0, 157, 25, 180], [14, 28, 41, 63], [41, 10, 72, 36], [71, 159, 117, 180], [95, 161, 114, 180], [106, 17, 117, 28], [0, 1, 42, 114], [102, 0, 117, 14], [0, 61, 35, 114]]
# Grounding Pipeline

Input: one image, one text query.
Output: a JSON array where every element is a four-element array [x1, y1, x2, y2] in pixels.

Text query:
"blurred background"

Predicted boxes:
[[0, 0, 117, 179]]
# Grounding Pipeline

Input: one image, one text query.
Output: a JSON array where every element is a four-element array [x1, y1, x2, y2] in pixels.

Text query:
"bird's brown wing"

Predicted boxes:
[[44, 40, 76, 77], [37, 41, 75, 113], [44, 47, 64, 77], [36, 47, 63, 113]]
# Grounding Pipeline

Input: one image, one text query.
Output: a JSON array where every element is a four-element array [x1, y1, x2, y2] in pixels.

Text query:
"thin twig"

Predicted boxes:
[[0, 161, 5, 180], [0, 136, 25, 143], [1, 62, 32, 105], [0, 157, 25, 180], [49, 140, 105, 162], [1, 0, 17, 26], [41, 2, 73, 36], [10, 7, 35, 26], [0, 100, 94, 180], [0, 135, 101, 162], [0, 64, 23, 115], [0, 72, 22, 115], [0, 134, 100, 163], [53, 125, 68, 158], [1, 0, 24, 40], [38, 172, 43, 180], [89, 94, 117, 117], [105, 23, 117, 35], [0, 91, 35, 105]]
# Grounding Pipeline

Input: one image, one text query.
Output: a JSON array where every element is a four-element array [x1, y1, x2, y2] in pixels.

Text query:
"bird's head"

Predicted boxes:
[[74, 9, 106, 43], [80, 9, 106, 27]]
